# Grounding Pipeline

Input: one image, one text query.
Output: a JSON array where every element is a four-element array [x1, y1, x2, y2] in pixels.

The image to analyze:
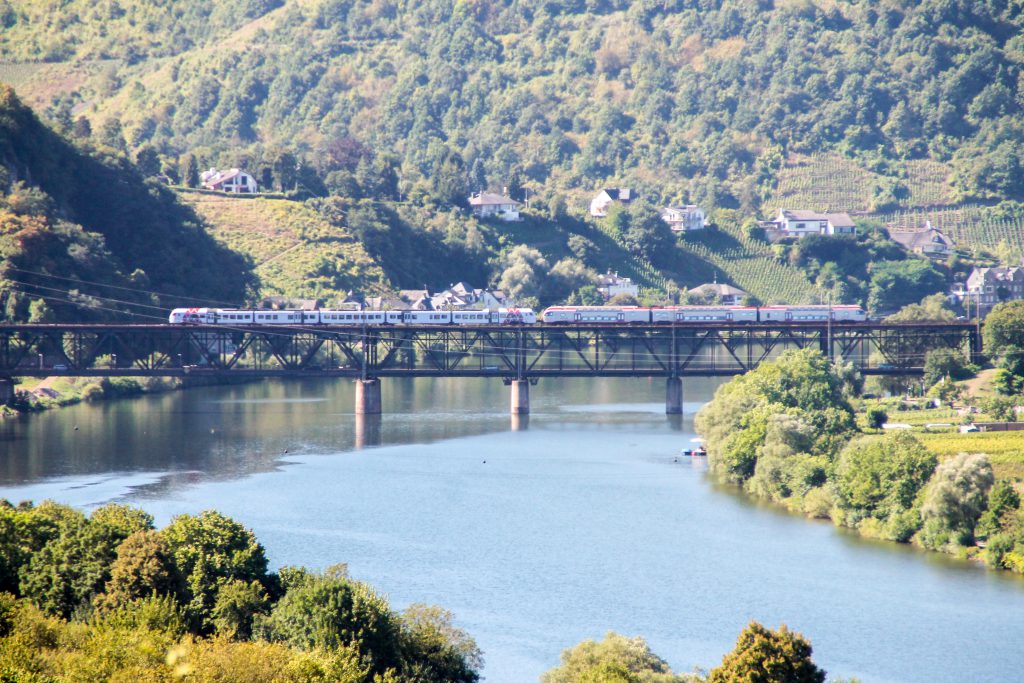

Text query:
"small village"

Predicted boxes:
[[199, 166, 1015, 319]]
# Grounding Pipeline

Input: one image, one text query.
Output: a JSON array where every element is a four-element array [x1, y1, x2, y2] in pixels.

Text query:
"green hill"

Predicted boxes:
[[0, 86, 254, 321]]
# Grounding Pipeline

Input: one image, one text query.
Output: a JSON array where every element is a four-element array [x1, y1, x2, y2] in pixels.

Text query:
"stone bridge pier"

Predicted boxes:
[[666, 377, 683, 415], [354, 378, 382, 415]]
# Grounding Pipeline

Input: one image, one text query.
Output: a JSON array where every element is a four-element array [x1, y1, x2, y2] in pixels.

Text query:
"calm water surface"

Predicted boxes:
[[1, 377, 1022, 682]]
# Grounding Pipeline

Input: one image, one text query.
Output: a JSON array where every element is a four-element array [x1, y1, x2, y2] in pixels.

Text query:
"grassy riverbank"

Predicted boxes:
[[1, 375, 179, 418], [1, 374, 259, 418]]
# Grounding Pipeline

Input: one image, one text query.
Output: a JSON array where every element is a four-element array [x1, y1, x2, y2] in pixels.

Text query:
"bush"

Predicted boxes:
[[866, 407, 888, 430]]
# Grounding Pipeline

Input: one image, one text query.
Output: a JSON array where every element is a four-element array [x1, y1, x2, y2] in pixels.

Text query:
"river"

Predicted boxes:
[[1, 377, 1022, 682]]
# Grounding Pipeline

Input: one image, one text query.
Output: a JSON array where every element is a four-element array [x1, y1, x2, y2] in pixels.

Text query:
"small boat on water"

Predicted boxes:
[[681, 445, 707, 457]]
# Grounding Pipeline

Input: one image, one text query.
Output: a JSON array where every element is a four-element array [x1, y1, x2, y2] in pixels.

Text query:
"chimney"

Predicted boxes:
[[503, 186, 508, 196]]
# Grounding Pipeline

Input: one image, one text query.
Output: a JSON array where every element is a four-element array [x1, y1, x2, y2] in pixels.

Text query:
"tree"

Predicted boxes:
[[399, 604, 483, 683], [72, 116, 92, 139], [976, 480, 1021, 539], [498, 245, 550, 303], [622, 199, 674, 264], [695, 349, 856, 485], [983, 301, 1024, 358], [886, 293, 956, 323], [19, 514, 123, 618], [212, 579, 269, 641], [27, 298, 55, 323], [868, 261, 946, 314], [134, 146, 161, 178], [917, 453, 994, 549], [96, 530, 182, 612], [542, 632, 684, 683], [608, 292, 640, 306], [923, 348, 975, 389], [160, 511, 269, 632], [708, 622, 825, 683], [99, 117, 127, 152], [833, 432, 937, 540], [866, 407, 888, 430], [260, 573, 402, 675], [184, 155, 200, 188]]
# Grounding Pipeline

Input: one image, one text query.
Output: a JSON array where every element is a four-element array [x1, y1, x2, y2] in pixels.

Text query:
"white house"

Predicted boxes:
[[201, 168, 258, 193], [590, 188, 638, 217], [688, 282, 748, 305], [469, 192, 520, 221], [596, 271, 639, 300], [661, 205, 706, 232], [761, 209, 856, 239], [887, 221, 954, 257]]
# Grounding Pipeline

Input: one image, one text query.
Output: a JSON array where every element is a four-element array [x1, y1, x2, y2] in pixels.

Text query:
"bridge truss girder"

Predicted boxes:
[[0, 323, 981, 379]]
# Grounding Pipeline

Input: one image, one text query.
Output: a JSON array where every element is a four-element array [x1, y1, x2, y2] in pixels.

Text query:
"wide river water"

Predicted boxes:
[[1, 377, 1022, 681]]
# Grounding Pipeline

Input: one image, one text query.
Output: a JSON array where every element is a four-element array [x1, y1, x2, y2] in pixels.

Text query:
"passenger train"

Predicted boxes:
[[169, 304, 867, 325]]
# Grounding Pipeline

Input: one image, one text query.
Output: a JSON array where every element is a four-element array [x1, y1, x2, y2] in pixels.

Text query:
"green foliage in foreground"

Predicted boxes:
[[0, 500, 483, 682], [695, 349, 1024, 571], [543, 623, 828, 683]]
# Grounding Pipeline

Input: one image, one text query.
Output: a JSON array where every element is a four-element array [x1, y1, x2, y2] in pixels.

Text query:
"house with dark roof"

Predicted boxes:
[[887, 222, 954, 257], [761, 209, 856, 239], [201, 168, 258, 193], [469, 191, 521, 221], [590, 188, 638, 217]]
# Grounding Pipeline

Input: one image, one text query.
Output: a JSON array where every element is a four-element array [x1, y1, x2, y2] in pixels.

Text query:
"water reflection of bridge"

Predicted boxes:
[[0, 322, 982, 414]]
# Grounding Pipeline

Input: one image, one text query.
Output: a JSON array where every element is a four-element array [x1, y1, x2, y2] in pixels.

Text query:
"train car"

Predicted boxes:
[[541, 306, 650, 324], [668, 306, 758, 322], [494, 308, 537, 324], [169, 308, 220, 324], [758, 305, 866, 322]]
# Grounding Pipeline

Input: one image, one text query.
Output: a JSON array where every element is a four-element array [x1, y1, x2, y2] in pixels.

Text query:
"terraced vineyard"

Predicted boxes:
[[679, 226, 819, 304], [905, 159, 956, 207], [767, 154, 957, 215], [588, 219, 671, 294], [878, 204, 1024, 253], [182, 191, 389, 302], [767, 154, 880, 213]]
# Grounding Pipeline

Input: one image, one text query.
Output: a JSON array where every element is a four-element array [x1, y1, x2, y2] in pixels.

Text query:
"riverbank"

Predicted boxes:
[[0, 375, 179, 417], [1, 374, 258, 418], [695, 348, 1024, 578]]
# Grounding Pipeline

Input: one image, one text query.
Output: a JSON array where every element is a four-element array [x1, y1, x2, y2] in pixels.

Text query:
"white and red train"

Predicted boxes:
[[169, 304, 866, 325]]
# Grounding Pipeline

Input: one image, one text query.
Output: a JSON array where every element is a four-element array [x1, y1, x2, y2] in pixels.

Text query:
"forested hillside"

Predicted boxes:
[[4, 0, 1023, 208], [0, 86, 254, 321]]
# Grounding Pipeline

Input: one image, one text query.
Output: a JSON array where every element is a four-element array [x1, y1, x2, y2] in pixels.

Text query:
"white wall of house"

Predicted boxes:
[[472, 203, 520, 221]]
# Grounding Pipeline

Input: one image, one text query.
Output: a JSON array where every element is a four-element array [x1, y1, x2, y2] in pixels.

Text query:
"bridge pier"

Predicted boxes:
[[510, 380, 530, 415], [666, 377, 683, 415], [0, 378, 14, 405], [355, 378, 382, 415]]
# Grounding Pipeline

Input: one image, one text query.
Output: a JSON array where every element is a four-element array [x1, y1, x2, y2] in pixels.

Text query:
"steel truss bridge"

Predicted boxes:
[[0, 321, 982, 380]]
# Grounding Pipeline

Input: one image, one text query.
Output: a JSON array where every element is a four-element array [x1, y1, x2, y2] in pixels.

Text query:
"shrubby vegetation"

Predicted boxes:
[[0, 501, 483, 682], [695, 348, 1023, 570]]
